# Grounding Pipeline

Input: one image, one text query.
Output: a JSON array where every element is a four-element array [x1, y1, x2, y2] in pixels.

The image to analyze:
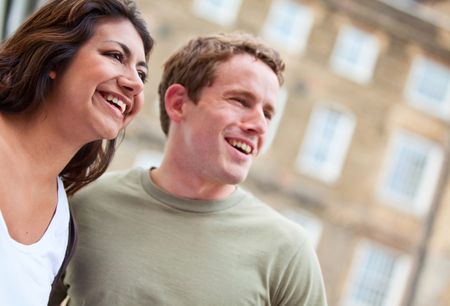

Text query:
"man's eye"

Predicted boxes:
[[264, 111, 273, 121], [232, 97, 247, 106]]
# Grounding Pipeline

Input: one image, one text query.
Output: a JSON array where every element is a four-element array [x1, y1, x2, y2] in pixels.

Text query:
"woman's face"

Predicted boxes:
[[46, 18, 147, 143]]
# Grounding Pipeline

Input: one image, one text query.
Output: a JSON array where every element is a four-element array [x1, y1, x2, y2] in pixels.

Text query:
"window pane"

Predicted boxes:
[[406, 57, 450, 119], [386, 145, 427, 200], [192, 0, 242, 26], [297, 104, 355, 183], [344, 242, 408, 306], [262, 0, 314, 53], [379, 131, 443, 215], [330, 25, 379, 84]]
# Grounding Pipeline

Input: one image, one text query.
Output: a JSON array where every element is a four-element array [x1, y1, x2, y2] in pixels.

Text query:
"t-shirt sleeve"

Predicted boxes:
[[272, 235, 328, 306]]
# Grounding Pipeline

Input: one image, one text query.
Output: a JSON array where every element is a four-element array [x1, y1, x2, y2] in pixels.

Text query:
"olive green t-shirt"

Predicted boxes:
[[65, 167, 327, 306]]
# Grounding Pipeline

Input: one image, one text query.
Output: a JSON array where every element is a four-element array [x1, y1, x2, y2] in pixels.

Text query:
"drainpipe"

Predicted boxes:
[[404, 138, 450, 306]]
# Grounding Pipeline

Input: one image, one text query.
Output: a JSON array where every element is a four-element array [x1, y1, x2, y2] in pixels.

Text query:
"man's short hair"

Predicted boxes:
[[158, 33, 285, 135]]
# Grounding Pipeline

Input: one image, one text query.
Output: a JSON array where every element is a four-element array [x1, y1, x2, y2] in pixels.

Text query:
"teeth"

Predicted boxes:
[[105, 94, 126, 114], [229, 139, 252, 154], [116, 100, 126, 114]]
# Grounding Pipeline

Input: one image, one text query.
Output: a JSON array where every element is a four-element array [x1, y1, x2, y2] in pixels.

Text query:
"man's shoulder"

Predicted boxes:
[[101, 167, 144, 183], [240, 190, 309, 248], [71, 167, 145, 203]]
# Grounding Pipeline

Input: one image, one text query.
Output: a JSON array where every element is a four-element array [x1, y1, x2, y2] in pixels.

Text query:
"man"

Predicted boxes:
[[63, 33, 328, 305]]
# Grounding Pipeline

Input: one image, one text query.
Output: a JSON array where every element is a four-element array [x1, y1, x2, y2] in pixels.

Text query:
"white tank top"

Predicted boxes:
[[0, 177, 70, 306]]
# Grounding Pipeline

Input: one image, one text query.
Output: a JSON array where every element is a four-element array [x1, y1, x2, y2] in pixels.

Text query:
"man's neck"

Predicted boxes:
[[149, 165, 236, 201]]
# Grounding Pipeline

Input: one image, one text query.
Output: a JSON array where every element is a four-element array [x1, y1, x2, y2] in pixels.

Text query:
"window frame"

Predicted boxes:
[[5, 0, 31, 38], [261, 0, 314, 54], [192, 0, 242, 26], [377, 130, 444, 216], [330, 25, 380, 84], [341, 240, 412, 306], [405, 56, 450, 120], [296, 103, 356, 184]]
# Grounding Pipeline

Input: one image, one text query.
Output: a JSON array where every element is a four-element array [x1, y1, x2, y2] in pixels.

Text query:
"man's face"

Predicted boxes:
[[180, 54, 280, 186]]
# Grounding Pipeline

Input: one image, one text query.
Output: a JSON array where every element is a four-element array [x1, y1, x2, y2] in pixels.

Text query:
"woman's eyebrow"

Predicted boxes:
[[104, 40, 148, 70]]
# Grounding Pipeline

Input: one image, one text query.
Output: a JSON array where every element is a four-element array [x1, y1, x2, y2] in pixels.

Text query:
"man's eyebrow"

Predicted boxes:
[[226, 89, 276, 116], [104, 40, 148, 70], [225, 89, 255, 100]]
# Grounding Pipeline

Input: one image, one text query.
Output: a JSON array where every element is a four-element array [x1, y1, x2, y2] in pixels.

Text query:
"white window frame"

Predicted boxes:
[[296, 103, 356, 184], [405, 56, 450, 120], [341, 240, 412, 306], [0, 1, 7, 40], [261, 88, 288, 154], [35, 0, 48, 9], [330, 25, 380, 84], [283, 211, 322, 249], [378, 130, 443, 217], [133, 149, 163, 169], [5, 0, 31, 38], [261, 0, 314, 54], [192, 0, 242, 26]]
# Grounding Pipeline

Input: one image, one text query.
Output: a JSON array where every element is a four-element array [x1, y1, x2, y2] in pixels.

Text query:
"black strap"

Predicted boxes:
[[47, 208, 78, 306]]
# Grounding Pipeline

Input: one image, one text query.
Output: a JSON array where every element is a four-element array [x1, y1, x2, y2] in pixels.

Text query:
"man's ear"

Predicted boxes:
[[164, 84, 189, 123]]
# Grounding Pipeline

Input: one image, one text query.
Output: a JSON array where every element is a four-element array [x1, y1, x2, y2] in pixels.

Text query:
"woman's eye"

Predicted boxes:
[[264, 111, 273, 121], [138, 71, 147, 82], [106, 52, 123, 63]]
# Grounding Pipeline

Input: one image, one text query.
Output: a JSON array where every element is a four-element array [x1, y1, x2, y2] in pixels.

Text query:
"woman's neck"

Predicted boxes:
[[0, 111, 80, 183], [0, 111, 78, 244]]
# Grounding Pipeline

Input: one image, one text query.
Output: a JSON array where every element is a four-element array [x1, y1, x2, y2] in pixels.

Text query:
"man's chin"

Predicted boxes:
[[225, 170, 249, 185]]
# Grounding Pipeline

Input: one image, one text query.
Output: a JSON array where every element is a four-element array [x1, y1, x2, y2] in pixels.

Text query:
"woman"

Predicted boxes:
[[0, 0, 153, 305]]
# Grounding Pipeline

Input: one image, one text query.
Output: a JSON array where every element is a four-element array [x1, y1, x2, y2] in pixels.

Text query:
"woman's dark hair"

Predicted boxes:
[[0, 0, 154, 195]]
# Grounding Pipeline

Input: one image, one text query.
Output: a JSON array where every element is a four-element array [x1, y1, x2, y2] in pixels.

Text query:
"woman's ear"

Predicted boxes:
[[48, 71, 56, 80], [164, 84, 189, 123]]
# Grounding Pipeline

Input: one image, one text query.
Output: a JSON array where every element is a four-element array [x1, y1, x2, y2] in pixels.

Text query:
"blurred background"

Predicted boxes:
[[2, 0, 450, 305]]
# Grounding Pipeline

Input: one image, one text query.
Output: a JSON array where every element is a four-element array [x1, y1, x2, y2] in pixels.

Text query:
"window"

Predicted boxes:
[[192, 0, 242, 26], [342, 241, 411, 306], [1, 0, 43, 40], [261, 0, 314, 54], [405, 57, 450, 120], [330, 25, 380, 84], [261, 88, 288, 154], [283, 211, 322, 249], [5, 0, 30, 38], [378, 130, 443, 216], [35, 0, 47, 9], [0, 1, 6, 39], [133, 150, 163, 169], [296, 103, 356, 184]]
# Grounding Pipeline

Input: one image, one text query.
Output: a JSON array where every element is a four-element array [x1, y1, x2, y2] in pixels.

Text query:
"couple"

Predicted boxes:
[[0, 0, 327, 305]]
